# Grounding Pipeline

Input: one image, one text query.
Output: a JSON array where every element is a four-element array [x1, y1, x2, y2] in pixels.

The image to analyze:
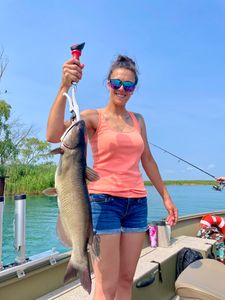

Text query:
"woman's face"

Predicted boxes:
[[107, 68, 136, 107]]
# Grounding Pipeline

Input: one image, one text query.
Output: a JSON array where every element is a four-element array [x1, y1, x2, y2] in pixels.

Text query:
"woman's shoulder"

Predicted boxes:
[[80, 109, 100, 130], [131, 112, 147, 133], [131, 112, 145, 124], [132, 112, 143, 120], [81, 108, 99, 118]]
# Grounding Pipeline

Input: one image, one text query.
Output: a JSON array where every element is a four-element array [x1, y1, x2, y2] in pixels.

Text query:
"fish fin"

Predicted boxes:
[[85, 166, 100, 182], [79, 268, 92, 294], [64, 261, 92, 294], [50, 148, 64, 155], [64, 260, 78, 283], [42, 187, 57, 197], [92, 234, 101, 258], [57, 215, 72, 247], [88, 223, 93, 245], [88, 233, 100, 262]]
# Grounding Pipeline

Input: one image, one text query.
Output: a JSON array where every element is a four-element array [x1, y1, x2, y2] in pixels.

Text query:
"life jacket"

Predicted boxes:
[[200, 214, 225, 235], [197, 226, 225, 265]]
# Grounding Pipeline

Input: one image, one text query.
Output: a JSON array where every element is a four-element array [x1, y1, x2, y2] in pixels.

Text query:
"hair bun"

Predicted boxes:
[[117, 55, 127, 62], [107, 54, 139, 84], [117, 55, 136, 66]]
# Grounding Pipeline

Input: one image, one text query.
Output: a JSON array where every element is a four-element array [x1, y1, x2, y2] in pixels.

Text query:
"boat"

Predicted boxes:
[[1, 209, 225, 300], [1, 176, 225, 299]]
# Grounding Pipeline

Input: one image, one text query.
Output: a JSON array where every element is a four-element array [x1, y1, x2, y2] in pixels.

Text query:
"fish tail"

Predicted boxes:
[[64, 258, 92, 294], [79, 268, 92, 294], [63, 260, 78, 283]]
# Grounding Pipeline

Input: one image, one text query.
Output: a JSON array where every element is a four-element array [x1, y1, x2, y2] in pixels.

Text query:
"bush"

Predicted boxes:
[[5, 163, 56, 195]]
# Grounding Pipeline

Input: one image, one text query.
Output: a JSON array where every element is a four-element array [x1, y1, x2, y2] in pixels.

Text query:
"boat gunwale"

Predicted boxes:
[[176, 210, 225, 221]]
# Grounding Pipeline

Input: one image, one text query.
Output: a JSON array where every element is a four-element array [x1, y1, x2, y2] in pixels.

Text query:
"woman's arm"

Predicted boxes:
[[137, 114, 178, 225]]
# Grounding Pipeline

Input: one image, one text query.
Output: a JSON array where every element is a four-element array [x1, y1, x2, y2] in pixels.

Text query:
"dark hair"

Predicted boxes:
[[107, 55, 139, 84]]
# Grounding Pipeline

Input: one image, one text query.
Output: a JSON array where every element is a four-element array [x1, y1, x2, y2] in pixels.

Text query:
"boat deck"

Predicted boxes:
[[38, 236, 215, 300]]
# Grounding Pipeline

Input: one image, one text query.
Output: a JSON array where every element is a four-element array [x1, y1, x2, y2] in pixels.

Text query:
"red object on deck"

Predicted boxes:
[[200, 214, 225, 235]]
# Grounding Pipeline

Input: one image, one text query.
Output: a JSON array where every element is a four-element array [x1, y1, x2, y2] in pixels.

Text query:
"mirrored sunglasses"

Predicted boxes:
[[109, 79, 136, 92]]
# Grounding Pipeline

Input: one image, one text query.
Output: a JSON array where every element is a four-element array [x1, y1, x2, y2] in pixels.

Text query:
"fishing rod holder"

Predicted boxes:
[[0, 196, 4, 270], [14, 194, 26, 265], [0, 176, 7, 197], [0, 176, 8, 270]]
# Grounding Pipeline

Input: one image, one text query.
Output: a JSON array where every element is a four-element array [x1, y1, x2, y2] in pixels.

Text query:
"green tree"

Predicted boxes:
[[0, 48, 13, 176], [0, 49, 54, 184], [0, 99, 52, 176], [19, 137, 52, 165], [0, 100, 18, 175]]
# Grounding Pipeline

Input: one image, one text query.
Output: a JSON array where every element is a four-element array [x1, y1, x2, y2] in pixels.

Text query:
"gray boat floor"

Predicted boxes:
[[38, 236, 215, 300]]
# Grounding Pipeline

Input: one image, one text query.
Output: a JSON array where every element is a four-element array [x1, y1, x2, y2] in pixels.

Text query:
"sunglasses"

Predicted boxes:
[[109, 79, 136, 92]]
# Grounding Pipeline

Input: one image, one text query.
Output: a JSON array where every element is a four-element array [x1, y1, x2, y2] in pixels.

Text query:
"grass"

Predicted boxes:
[[4, 163, 56, 195], [144, 180, 216, 186]]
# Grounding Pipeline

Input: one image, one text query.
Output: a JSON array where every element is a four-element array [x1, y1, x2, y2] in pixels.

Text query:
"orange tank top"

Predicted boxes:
[[88, 109, 147, 198]]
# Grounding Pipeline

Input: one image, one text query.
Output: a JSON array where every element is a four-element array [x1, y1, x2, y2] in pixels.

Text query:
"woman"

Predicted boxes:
[[47, 55, 178, 300]]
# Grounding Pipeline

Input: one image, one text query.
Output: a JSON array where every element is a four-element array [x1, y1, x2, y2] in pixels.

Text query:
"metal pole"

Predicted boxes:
[[0, 176, 7, 270], [0, 196, 4, 270], [0, 177, 6, 197], [14, 194, 26, 265]]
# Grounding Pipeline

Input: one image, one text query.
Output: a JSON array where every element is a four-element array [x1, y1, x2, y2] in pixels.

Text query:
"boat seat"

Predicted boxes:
[[175, 259, 225, 300]]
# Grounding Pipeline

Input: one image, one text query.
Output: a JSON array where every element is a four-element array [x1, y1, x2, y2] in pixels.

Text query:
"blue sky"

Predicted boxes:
[[1, 0, 225, 180]]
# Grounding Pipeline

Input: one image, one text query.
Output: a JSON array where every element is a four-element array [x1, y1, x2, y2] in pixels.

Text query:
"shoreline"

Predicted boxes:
[[144, 180, 216, 186], [4, 180, 217, 196]]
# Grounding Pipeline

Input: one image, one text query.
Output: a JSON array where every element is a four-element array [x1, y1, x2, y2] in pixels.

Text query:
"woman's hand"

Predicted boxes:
[[216, 177, 225, 184], [61, 57, 84, 89], [163, 197, 178, 226]]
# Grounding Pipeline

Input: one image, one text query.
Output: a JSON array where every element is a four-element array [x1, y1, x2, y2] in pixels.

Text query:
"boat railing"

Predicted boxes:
[[0, 248, 61, 280], [0, 195, 4, 270], [0, 176, 8, 271], [0, 185, 70, 281]]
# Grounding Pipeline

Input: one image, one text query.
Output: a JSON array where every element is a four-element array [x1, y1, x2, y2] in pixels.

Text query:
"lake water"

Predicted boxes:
[[2, 185, 225, 265]]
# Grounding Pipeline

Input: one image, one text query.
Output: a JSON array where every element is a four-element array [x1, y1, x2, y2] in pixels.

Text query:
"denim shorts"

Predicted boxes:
[[89, 194, 148, 234]]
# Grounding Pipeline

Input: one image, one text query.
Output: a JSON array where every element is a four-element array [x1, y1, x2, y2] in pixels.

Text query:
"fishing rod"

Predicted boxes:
[[150, 143, 224, 191]]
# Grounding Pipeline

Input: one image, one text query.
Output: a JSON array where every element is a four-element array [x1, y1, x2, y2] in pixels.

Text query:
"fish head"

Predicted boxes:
[[61, 120, 86, 151]]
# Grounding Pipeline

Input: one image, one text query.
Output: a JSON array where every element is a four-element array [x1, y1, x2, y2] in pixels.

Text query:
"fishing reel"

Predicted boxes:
[[212, 183, 225, 192]]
